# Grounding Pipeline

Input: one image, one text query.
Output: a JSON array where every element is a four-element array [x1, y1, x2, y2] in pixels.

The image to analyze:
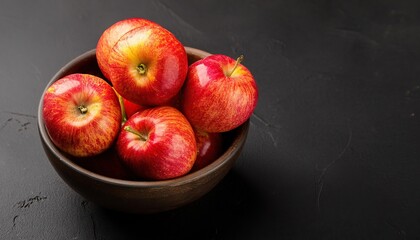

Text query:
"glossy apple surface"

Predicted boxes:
[[96, 18, 157, 80], [181, 54, 258, 132], [123, 98, 146, 119], [103, 19, 188, 106], [191, 129, 223, 171], [116, 106, 197, 180], [42, 73, 121, 157]]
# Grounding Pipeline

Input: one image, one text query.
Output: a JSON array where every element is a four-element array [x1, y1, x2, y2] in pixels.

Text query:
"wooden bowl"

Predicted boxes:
[[37, 47, 249, 214]]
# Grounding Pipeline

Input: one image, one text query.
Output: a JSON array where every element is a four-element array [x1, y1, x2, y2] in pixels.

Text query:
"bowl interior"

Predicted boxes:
[[38, 47, 250, 213], [38, 47, 249, 187]]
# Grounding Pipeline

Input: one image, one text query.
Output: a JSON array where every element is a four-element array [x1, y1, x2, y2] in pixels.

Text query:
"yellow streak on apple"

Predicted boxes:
[[69, 101, 102, 128], [118, 29, 156, 87], [223, 63, 248, 78]]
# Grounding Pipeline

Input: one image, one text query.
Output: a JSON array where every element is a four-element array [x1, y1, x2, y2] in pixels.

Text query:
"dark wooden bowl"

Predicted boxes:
[[37, 47, 250, 214]]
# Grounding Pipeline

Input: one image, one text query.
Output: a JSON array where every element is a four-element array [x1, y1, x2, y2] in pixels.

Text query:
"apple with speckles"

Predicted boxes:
[[96, 18, 156, 80], [191, 129, 223, 171], [116, 106, 197, 180], [97, 18, 188, 106], [42, 73, 121, 157], [181, 54, 258, 132]]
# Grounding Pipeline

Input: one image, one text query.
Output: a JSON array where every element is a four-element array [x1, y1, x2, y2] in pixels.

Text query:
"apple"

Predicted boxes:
[[181, 54, 258, 132], [113, 88, 147, 124], [72, 145, 136, 180], [116, 106, 197, 180], [123, 98, 147, 119], [99, 18, 188, 106], [191, 129, 223, 171], [120, 91, 177, 122], [42, 73, 121, 157], [96, 18, 157, 80], [162, 90, 182, 110]]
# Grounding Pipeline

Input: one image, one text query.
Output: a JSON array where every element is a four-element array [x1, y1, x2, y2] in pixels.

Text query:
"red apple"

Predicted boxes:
[[113, 89, 147, 124], [162, 90, 182, 110], [116, 106, 197, 180], [123, 98, 147, 119], [100, 18, 188, 106], [42, 73, 121, 157], [72, 145, 136, 180], [120, 92, 176, 122], [181, 54, 258, 132], [96, 18, 156, 80], [191, 129, 223, 171]]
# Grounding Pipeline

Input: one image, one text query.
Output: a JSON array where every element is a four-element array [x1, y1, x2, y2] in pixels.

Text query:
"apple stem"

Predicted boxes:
[[124, 126, 148, 141], [113, 88, 127, 125], [136, 63, 147, 75], [227, 55, 244, 77], [78, 105, 88, 114]]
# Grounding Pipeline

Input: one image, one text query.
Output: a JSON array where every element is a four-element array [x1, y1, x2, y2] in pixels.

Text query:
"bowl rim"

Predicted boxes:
[[37, 47, 249, 188]]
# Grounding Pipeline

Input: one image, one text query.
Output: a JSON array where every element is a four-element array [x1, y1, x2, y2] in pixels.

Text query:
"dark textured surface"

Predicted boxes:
[[1, 0, 419, 239]]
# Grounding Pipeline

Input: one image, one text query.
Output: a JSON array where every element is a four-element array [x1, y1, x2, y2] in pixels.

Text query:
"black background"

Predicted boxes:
[[1, 0, 419, 239]]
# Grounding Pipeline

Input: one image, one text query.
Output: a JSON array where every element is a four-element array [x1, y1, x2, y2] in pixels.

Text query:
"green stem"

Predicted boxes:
[[124, 126, 148, 141], [113, 87, 127, 125], [227, 55, 244, 77]]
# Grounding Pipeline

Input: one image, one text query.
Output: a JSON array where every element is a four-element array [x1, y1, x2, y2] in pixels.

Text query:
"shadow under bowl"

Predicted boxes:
[[37, 47, 249, 214]]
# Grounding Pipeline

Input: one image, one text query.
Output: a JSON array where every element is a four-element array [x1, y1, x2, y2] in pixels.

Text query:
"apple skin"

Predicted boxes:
[[72, 145, 136, 180], [116, 106, 197, 180], [122, 92, 179, 121], [123, 98, 147, 119], [181, 54, 258, 132], [42, 73, 121, 157], [96, 18, 157, 80], [104, 19, 188, 106], [191, 129, 223, 171], [163, 90, 182, 109]]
